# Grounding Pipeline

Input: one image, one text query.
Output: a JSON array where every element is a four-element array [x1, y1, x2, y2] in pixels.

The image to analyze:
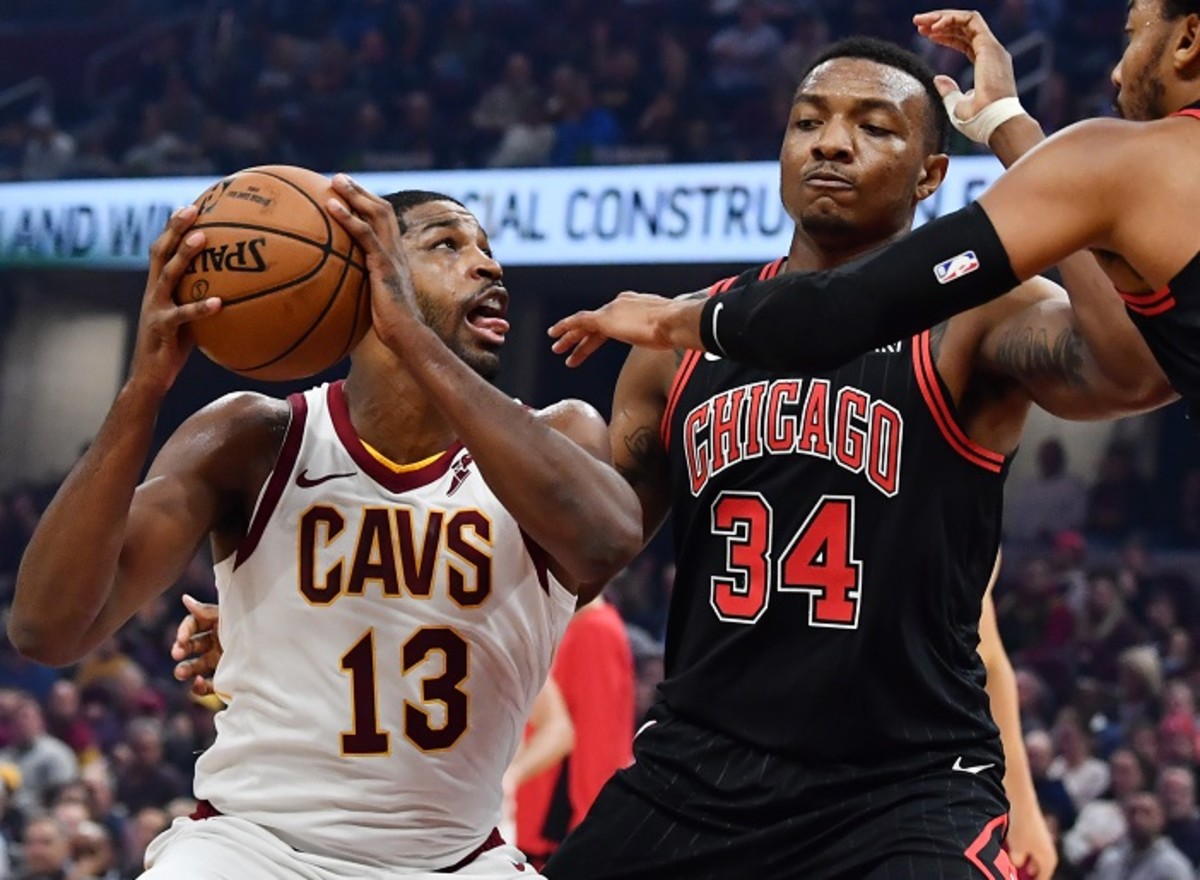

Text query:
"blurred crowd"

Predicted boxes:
[[1, 0, 1128, 182], [1, 431, 1198, 877]]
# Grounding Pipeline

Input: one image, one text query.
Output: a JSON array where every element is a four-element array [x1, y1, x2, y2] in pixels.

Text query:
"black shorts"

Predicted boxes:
[[543, 710, 1010, 880]]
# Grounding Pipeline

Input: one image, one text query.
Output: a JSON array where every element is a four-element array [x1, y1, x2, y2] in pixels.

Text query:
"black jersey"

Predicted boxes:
[[1120, 104, 1200, 413], [658, 260, 1006, 764]]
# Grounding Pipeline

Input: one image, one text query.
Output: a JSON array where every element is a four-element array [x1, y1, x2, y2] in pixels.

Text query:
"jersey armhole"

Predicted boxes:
[[910, 331, 1007, 474], [232, 392, 309, 569]]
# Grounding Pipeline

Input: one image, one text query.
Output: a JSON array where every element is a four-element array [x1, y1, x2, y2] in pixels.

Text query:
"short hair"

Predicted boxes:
[[384, 190, 467, 233], [1162, 0, 1200, 18], [799, 36, 949, 153]]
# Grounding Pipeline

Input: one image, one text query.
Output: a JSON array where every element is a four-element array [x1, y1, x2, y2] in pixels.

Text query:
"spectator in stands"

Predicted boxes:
[[547, 65, 620, 166], [1076, 568, 1145, 684], [0, 697, 77, 818], [1025, 728, 1077, 831], [488, 100, 556, 168], [1159, 764, 1200, 868], [706, 0, 783, 104], [70, 819, 118, 880], [119, 807, 166, 880], [470, 51, 544, 151], [16, 816, 70, 880], [1062, 746, 1149, 872], [1091, 791, 1193, 880], [112, 719, 185, 814], [1049, 710, 1110, 813], [20, 106, 75, 182], [1085, 442, 1153, 547], [1005, 438, 1088, 547]]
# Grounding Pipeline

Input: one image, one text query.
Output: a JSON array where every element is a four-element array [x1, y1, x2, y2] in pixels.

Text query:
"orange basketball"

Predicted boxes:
[[174, 165, 370, 381]]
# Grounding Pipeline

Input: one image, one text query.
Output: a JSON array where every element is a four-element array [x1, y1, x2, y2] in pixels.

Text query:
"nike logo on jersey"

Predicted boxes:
[[952, 756, 996, 775], [295, 468, 357, 488], [703, 351, 723, 362]]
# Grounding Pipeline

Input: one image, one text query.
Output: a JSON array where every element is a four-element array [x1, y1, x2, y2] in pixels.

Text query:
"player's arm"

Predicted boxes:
[[978, 556, 1057, 879], [8, 209, 237, 666], [549, 129, 1139, 372], [502, 677, 575, 797], [329, 175, 642, 593], [920, 8, 1174, 417], [609, 346, 679, 543]]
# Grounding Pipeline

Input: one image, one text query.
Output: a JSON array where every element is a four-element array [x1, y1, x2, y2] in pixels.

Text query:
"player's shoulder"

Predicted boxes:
[[171, 391, 291, 464], [533, 398, 612, 460]]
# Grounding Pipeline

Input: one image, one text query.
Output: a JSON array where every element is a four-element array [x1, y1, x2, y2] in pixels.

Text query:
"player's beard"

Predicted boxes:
[[416, 291, 502, 382], [1116, 34, 1170, 121]]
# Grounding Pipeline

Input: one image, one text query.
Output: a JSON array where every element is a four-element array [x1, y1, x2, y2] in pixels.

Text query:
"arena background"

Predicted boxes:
[[0, 2, 1198, 878]]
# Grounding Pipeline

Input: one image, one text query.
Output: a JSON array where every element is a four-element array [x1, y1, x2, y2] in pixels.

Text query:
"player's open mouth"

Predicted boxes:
[[466, 289, 510, 346]]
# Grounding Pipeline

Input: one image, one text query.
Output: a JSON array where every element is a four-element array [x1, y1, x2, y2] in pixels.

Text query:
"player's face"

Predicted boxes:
[[401, 201, 508, 381], [780, 58, 940, 246], [1112, 0, 1174, 120]]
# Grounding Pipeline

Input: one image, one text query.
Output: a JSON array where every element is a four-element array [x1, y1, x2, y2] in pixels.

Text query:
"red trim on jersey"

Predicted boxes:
[[964, 814, 1013, 879], [328, 381, 463, 493], [1173, 108, 1200, 121], [233, 392, 308, 570], [659, 276, 735, 449], [1118, 284, 1177, 316], [661, 262, 785, 449], [912, 332, 1006, 474]]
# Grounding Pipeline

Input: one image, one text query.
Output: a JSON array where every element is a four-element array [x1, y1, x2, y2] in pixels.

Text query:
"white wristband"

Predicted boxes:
[[942, 92, 1028, 145]]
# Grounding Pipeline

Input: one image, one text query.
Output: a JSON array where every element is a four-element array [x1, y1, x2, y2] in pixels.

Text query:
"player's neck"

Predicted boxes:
[[341, 369, 457, 464], [787, 223, 912, 273]]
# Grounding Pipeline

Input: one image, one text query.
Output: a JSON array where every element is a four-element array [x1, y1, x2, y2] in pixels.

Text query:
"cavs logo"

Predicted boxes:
[[448, 453, 474, 496]]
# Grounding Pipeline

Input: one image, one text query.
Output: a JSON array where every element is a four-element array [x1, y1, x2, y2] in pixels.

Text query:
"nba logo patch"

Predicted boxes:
[[933, 251, 980, 284]]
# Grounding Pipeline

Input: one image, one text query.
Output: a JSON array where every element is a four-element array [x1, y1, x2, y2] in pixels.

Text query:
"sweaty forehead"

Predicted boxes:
[[403, 201, 483, 236], [798, 57, 926, 112]]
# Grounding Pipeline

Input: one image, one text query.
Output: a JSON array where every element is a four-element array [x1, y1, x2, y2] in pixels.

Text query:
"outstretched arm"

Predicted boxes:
[[921, 8, 1174, 417], [9, 210, 239, 666]]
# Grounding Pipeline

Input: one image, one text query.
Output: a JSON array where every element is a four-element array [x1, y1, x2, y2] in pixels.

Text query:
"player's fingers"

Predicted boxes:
[[933, 75, 962, 99], [565, 334, 605, 367], [327, 197, 381, 254], [550, 326, 593, 355], [182, 594, 219, 627], [187, 631, 217, 657], [191, 676, 215, 698], [547, 311, 596, 340], [171, 615, 198, 660], [148, 205, 199, 273]]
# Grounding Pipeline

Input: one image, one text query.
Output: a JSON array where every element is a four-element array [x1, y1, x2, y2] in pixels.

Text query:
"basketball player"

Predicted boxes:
[[549, 2, 1200, 416], [541, 32, 1176, 880], [9, 178, 643, 879]]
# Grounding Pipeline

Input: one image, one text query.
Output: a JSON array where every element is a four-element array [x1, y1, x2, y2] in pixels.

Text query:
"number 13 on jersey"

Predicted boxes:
[[710, 492, 862, 628]]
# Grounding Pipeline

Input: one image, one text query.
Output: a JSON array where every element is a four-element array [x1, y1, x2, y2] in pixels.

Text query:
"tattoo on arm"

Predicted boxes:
[[617, 426, 667, 492], [993, 326, 1087, 387]]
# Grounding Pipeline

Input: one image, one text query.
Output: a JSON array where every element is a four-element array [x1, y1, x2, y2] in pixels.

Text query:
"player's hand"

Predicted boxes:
[[1006, 803, 1058, 879], [548, 292, 706, 367], [171, 594, 223, 698], [327, 173, 420, 353], [913, 9, 1017, 123], [130, 205, 221, 397]]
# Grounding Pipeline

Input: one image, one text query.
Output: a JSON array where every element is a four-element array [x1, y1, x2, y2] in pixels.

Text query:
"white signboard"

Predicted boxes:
[[0, 157, 1004, 269]]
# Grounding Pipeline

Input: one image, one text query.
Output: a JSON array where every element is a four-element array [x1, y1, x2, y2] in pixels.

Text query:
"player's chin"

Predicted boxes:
[[461, 344, 502, 382]]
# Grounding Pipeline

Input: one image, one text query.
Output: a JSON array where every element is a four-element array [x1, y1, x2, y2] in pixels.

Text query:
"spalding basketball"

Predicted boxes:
[[174, 165, 370, 381]]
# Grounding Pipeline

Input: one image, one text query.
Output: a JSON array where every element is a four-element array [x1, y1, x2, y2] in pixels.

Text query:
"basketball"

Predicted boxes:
[[174, 165, 370, 381]]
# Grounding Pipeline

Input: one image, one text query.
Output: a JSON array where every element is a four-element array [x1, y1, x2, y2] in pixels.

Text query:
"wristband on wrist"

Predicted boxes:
[[942, 91, 1027, 145]]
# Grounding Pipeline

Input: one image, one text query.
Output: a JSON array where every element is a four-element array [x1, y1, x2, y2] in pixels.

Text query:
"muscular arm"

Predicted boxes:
[[609, 346, 678, 544], [11, 391, 280, 666], [973, 112, 1175, 416], [334, 177, 642, 594]]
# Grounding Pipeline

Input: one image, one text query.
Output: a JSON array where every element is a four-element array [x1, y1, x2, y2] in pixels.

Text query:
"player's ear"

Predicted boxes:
[[1173, 12, 1200, 73], [915, 153, 949, 203]]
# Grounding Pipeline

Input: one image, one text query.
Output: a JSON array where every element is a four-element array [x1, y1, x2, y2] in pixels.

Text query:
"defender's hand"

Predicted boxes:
[[914, 9, 1017, 122], [548, 293, 706, 367], [131, 205, 221, 397], [171, 594, 223, 698]]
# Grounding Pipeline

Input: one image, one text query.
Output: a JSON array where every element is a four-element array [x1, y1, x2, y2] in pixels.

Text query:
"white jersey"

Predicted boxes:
[[194, 381, 576, 872]]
